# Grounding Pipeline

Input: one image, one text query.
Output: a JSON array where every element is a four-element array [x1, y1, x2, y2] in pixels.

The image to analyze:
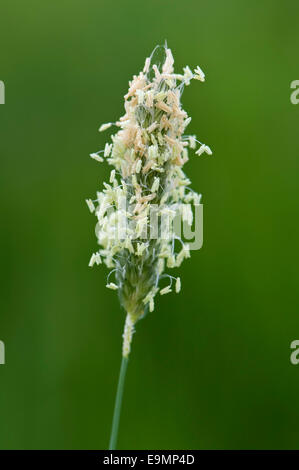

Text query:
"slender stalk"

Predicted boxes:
[[109, 314, 134, 450], [109, 355, 129, 450]]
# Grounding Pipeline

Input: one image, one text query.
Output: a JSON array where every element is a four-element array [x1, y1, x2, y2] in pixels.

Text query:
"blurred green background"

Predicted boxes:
[[0, 0, 299, 450]]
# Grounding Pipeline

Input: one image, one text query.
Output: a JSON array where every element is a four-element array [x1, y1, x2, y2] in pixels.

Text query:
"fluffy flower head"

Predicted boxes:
[[88, 45, 212, 323]]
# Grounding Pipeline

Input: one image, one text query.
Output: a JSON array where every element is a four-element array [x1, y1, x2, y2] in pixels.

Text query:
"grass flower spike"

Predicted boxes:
[[87, 45, 212, 449]]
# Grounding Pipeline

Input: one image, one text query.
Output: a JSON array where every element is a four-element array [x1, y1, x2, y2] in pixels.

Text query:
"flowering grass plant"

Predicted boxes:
[[87, 45, 212, 449]]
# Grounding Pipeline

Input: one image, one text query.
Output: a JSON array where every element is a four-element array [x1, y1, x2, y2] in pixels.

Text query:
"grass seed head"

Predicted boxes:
[[88, 45, 211, 325]]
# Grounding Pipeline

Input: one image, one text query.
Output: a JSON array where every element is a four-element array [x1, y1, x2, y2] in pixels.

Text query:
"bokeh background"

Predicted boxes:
[[0, 0, 299, 450]]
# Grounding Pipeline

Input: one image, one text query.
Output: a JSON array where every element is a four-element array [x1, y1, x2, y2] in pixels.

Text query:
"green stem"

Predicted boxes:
[[108, 354, 129, 450], [109, 314, 134, 450]]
